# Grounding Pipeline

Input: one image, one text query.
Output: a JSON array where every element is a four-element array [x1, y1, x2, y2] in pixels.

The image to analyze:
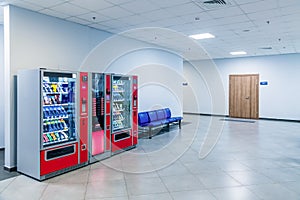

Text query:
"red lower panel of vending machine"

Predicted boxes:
[[40, 143, 79, 176], [111, 131, 133, 152], [92, 130, 104, 155]]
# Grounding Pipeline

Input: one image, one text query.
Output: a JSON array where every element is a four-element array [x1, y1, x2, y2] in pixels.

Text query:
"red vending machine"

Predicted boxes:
[[88, 73, 111, 163], [111, 75, 138, 153], [17, 69, 88, 180]]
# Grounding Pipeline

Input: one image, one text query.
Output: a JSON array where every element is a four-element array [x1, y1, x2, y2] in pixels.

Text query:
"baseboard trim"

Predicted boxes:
[[259, 117, 300, 123], [183, 112, 300, 123], [183, 112, 228, 117], [4, 166, 17, 172]]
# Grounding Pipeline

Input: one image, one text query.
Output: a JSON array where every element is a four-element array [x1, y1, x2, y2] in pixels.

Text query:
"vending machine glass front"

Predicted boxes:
[[91, 73, 105, 155], [112, 75, 132, 132], [42, 71, 77, 148]]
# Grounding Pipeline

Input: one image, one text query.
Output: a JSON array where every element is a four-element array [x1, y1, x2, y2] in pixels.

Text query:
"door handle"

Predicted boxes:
[[245, 96, 250, 99]]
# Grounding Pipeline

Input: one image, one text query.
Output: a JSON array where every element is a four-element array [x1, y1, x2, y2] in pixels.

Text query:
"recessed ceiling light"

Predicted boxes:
[[189, 33, 215, 40], [230, 51, 247, 55]]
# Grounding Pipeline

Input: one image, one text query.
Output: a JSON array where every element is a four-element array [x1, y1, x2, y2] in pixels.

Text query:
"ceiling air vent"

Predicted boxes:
[[204, 0, 226, 5], [193, 0, 235, 10]]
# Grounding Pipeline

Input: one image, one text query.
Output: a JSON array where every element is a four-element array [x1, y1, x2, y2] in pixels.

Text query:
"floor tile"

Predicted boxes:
[[183, 160, 222, 174], [86, 196, 129, 200], [124, 171, 159, 180], [0, 177, 15, 193], [40, 183, 86, 200], [227, 171, 273, 185], [85, 179, 127, 199], [156, 162, 191, 177], [210, 186, 260, 200], [88, 167, 124, 182], [259, 168, 300, 183], [1, 115, 300, 199], [283, 181, 300, 195], [0, 176, 48, 200], [161, 174, 205, 192], [129, 193, 172, 200], [49, 168, 89, 184], [218, 161, 252, 172], [170, 190, 216, 200], [125, 177, 168, 196], [197, 171, 242, 189], [247, 183, 299, 200]]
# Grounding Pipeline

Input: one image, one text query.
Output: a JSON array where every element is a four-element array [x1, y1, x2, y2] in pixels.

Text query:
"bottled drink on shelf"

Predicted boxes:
[[50, 132, 57, 141], [44, 107, 51, 119], [55, 132, 60, 141], [59, 131, 68, 140], [43, 135, 49, 143], [46, 133, 53, 142], [60, 119, 68, 130], [43, 82, 52, 93]]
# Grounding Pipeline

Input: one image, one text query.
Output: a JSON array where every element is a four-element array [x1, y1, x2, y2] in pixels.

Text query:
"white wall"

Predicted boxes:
[[4, 5, 183, 168], [183, 60, 226, 115], [0, 24, 4, 148], [107, 48, 183, 116], [4, 5, 111, 168], [183, 53, 300, 120]]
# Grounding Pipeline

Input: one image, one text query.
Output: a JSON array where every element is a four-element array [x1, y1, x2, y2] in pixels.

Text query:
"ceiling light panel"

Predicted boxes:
[[189, 33, 215, 39], [230, 51, 247, 55], [71, 0, 114, 11]]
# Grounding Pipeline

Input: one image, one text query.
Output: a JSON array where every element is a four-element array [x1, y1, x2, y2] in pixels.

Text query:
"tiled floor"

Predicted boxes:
[[1, 114, 300, 200]]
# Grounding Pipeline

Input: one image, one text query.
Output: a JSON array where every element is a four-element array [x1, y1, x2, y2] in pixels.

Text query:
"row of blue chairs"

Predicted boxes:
[[138, 108, 183, 139]]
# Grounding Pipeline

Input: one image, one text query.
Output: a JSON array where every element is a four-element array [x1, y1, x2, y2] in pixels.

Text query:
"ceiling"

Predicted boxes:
[[0, 0, 300, 60]]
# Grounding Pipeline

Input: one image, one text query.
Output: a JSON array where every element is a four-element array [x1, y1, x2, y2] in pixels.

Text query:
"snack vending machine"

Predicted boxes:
[[88, 73, 111, 163], [17, 69, 88, 180], [111, 75, 138, 153]]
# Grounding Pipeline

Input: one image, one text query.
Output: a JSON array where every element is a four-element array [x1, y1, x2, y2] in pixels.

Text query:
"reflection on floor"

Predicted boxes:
[[0, 149, 19, 181], [1, 114, 300, 200]]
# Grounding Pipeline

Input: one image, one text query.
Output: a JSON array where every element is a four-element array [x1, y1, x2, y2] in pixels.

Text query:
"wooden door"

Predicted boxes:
[[229, 74, 259, 119]]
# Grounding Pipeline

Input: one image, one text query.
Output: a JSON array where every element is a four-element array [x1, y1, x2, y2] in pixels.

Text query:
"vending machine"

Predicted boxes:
[[17, 69, 88, 180], [88, 73, 111, 163], [111, 75, 138, 153]]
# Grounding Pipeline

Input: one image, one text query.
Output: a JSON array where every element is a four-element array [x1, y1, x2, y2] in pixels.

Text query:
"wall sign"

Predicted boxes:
[[260, 81, 268, 85]]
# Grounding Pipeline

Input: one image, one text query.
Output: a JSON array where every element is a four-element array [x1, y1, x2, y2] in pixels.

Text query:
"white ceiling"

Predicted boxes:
[[0, 0, 300, 60]]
